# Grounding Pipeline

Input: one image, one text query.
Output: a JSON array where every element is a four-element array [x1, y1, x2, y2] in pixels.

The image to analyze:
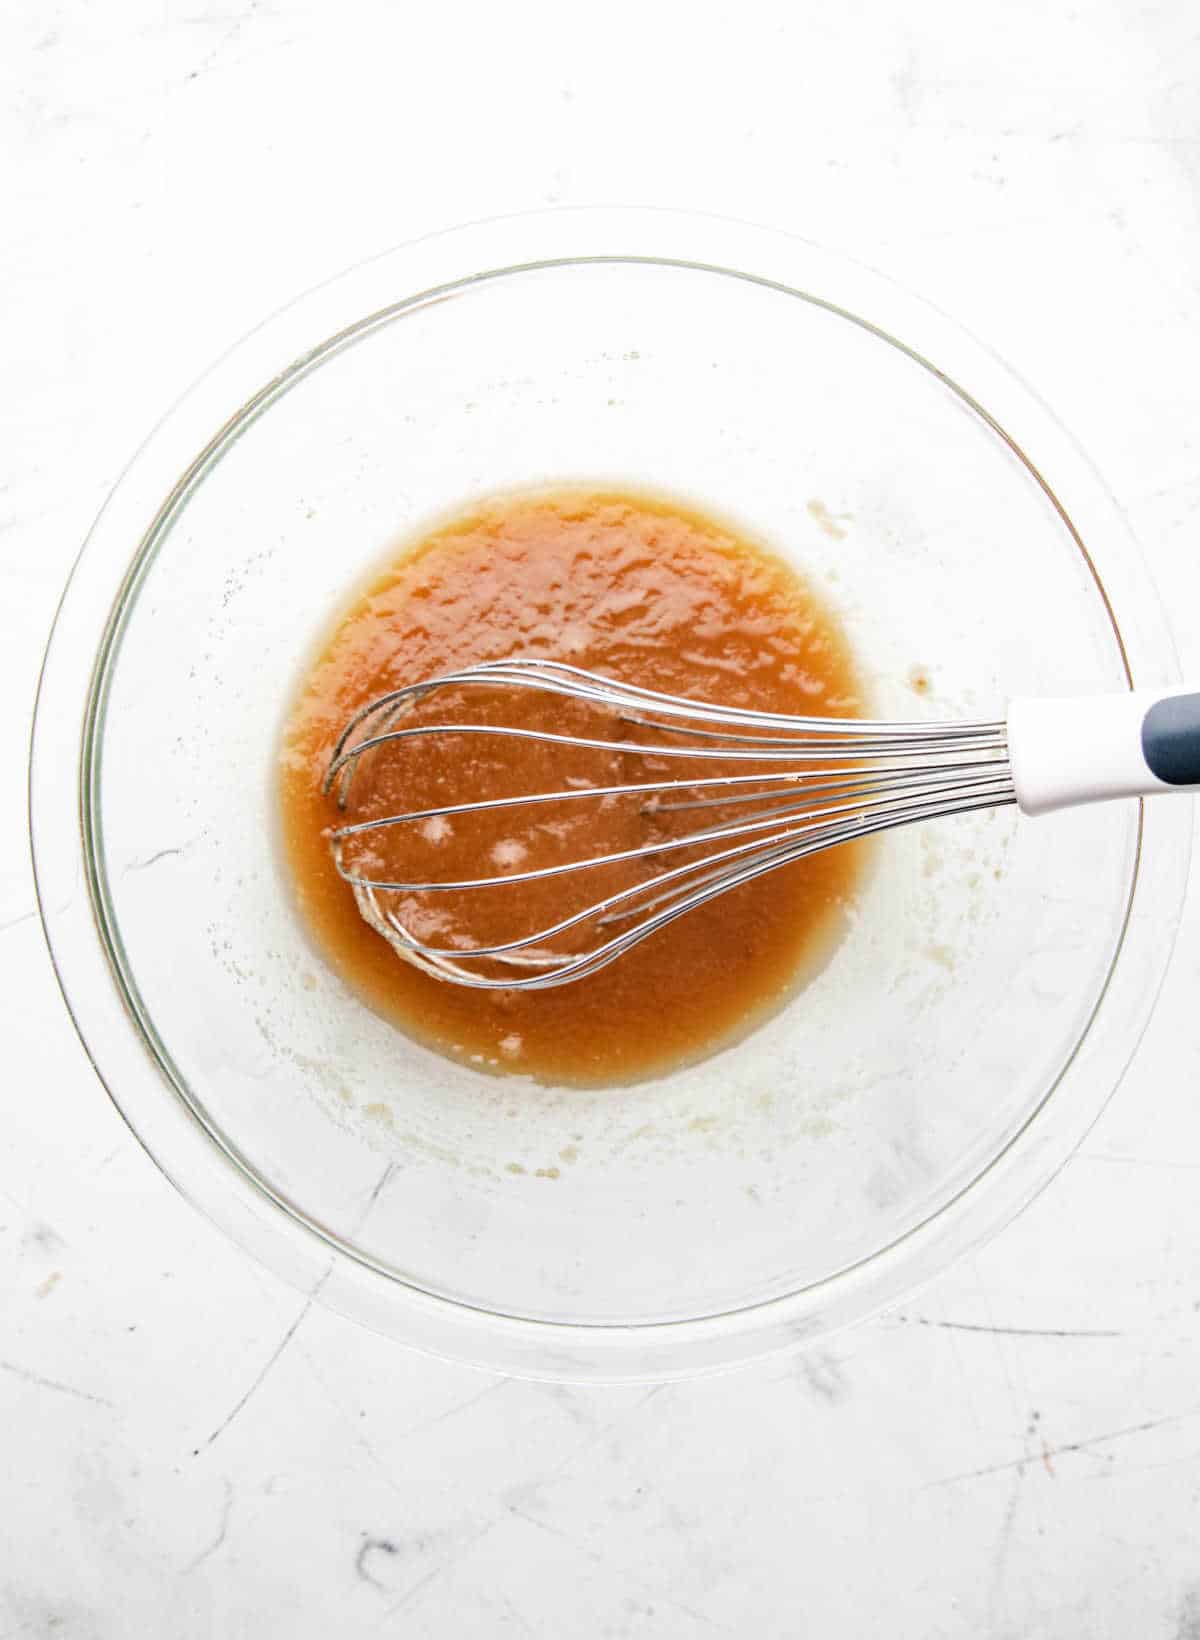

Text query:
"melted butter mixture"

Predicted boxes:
[[278, 490, 867, 1085]]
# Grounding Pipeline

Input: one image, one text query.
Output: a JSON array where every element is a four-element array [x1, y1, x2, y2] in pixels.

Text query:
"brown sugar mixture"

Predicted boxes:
[[278, 490, 867, 1085]]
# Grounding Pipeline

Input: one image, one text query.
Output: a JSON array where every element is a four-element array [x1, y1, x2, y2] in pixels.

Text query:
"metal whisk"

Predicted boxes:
[[324, 659, 1200, 990]]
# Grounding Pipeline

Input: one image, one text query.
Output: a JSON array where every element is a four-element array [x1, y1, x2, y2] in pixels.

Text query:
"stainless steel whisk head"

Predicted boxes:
[[323, 658, 1017, 990]]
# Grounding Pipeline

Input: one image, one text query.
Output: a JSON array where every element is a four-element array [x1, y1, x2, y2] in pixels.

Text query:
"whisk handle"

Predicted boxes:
[[1008, 689, 1200, 817]]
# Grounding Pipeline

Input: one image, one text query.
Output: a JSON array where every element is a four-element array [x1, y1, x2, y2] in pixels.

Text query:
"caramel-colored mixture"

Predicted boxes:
[[278, 490, 866, 1084]]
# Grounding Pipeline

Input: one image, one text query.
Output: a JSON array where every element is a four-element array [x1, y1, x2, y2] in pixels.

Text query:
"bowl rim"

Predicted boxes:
[[29, 206, 1192, 1382]]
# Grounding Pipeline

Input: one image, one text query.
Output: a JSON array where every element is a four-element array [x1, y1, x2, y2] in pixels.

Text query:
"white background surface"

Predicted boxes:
[[3, 2, 1200, 1634]]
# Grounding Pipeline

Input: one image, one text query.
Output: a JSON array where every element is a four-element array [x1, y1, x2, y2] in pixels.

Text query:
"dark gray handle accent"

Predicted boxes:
[[1142, 693, 1200, 786]]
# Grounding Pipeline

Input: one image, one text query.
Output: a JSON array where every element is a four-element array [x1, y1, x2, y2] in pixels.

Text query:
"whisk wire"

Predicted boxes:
[[327, 657, 1013, 989]]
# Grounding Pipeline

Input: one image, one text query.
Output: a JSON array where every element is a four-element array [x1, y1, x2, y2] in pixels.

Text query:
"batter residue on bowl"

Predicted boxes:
[[279, 489, 867, 1084]]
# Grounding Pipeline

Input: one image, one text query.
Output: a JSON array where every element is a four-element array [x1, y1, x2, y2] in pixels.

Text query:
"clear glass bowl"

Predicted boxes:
[[30, 210, 1190, 1381]]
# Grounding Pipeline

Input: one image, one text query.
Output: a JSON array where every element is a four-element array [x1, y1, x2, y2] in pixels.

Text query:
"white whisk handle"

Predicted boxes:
[[1008, 688, 1200, 817]]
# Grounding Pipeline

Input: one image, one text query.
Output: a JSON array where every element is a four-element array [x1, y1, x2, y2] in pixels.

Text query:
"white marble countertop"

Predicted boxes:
[[3, 2, 1200, 1634]]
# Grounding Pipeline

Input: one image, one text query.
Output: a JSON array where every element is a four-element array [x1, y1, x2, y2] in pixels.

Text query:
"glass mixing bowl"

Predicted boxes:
[[31, 210, 1190, 1381]]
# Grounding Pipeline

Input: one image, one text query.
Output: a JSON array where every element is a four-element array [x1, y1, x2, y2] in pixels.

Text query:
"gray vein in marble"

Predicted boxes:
[[1174, 1582, 1200, 1640], [121, 846, 187, 876], [986, 1467, 1024, 1629], [0, 908, 36, 937], [403, 1378, 508, 1437], [505, 1504, 729, 1633], [380, 1522, 499, 1621], [504, 1385, 669, 1517], [928, 1405, 1200, 1488], [199, 1274, 328, 1452], [287, 1345, 409, 1498], [360, 1161, 397, 1215], [797, 1349, 850, 1402], [355, 1535, 398, 1590], [0, 1358, 113, 1409], [314, 1380, 511, 1517], [23, 1223, 66, 1254], [904, 1317, 1124, 1339], [181, 1478, 233, 1574], [494, 1591, 538, 1638], [536, 1383, 600, 1427], [186, 6, 252, 83], [1082, 1154, 1200, 1172], [194, 1167, 415, 1456]]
